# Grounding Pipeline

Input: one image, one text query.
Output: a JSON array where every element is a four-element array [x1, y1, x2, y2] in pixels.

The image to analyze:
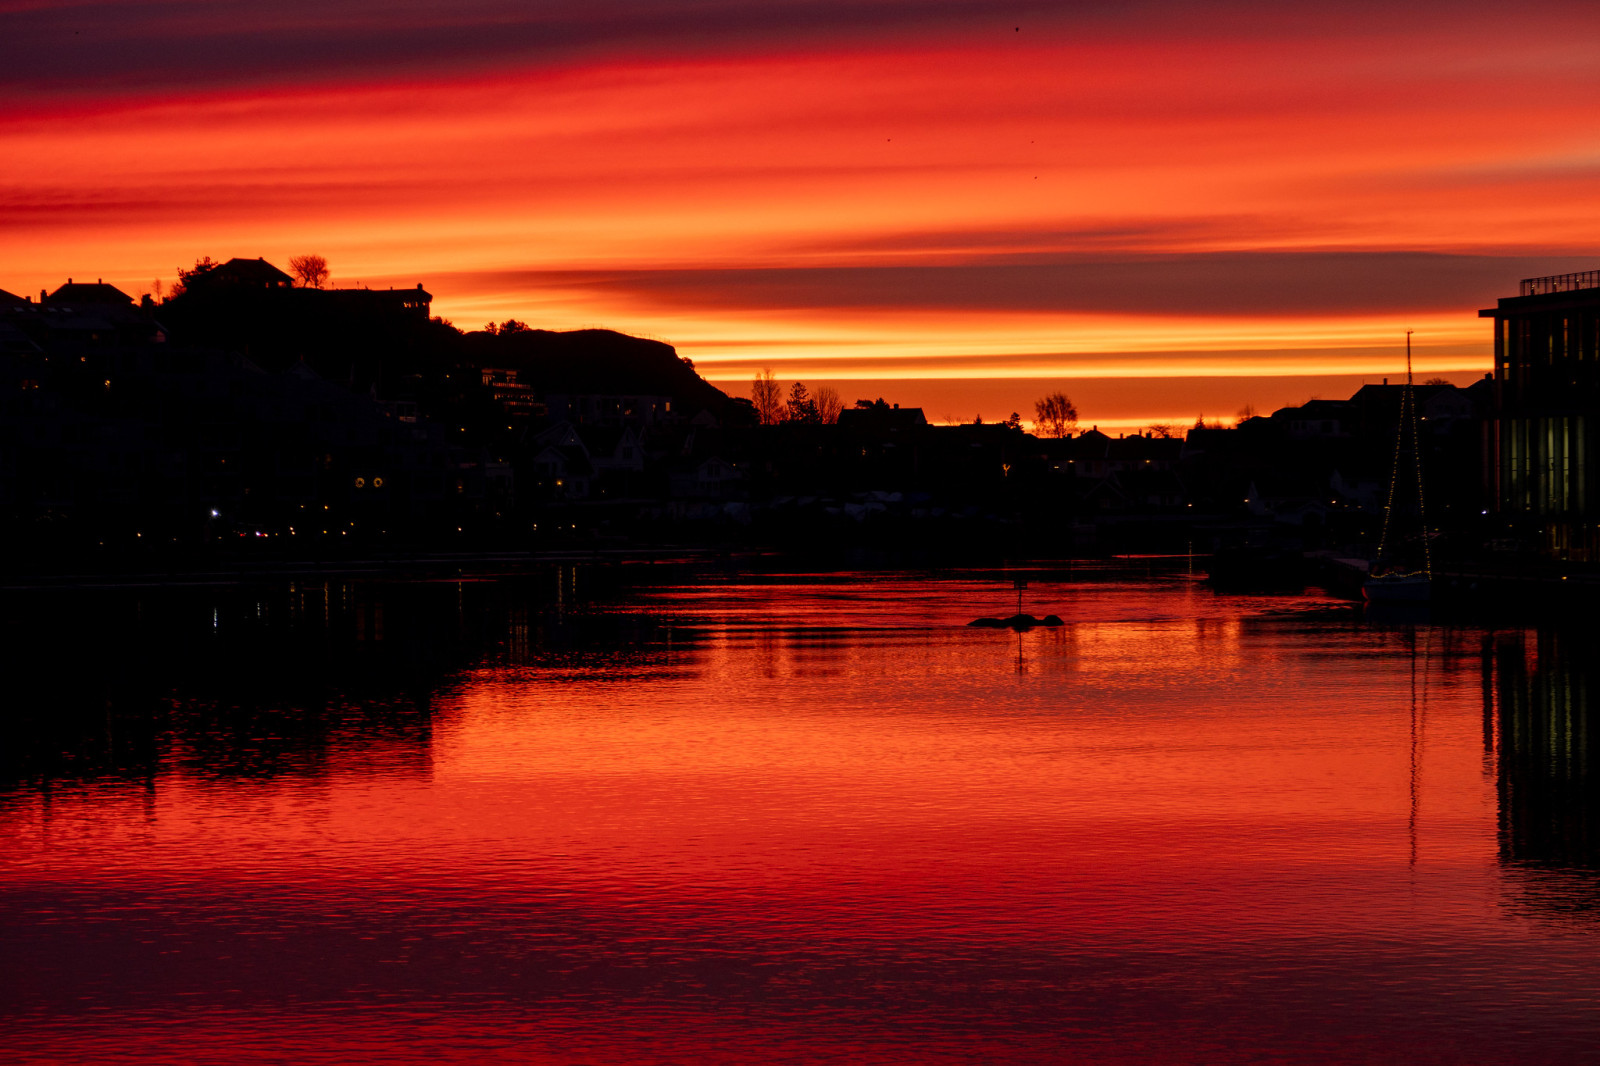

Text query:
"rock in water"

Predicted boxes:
[[970, 613, 1064, 629]]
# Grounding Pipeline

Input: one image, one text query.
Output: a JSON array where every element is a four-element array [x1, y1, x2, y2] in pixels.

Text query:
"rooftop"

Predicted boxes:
[[210, 257, 295, 287], [46, 279, 134, 306], [1520, 269, 1600, 297]]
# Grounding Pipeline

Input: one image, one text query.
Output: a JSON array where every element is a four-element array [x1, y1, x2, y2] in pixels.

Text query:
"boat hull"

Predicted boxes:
[[1362, 575, 1430, 603]]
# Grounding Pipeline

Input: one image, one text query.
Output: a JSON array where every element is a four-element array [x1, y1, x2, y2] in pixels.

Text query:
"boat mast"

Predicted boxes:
[[1409, 332, 1431, 579], [1376, 331, 1431, 579]]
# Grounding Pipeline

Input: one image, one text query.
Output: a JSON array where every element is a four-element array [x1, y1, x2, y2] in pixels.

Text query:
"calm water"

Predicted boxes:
[[3, 565, 1598, 1064]]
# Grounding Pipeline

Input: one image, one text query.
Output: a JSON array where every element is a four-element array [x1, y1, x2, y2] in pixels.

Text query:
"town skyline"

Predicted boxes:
[[1, 252, 1505, 433], [0, 252, 1504, 580]]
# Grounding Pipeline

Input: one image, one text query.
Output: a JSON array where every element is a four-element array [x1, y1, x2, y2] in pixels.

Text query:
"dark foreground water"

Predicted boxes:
[[3, 565, 1599, 1064]]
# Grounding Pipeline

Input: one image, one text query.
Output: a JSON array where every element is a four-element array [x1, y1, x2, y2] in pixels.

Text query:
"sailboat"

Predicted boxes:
[[1364, 332, 1431, 603]]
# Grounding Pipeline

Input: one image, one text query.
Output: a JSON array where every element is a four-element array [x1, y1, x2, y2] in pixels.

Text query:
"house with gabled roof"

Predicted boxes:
[[45, 279, 134, 306], [199, 258, 295, 290], [530, 422, 594, 499], [581, 425, 646, 474], [837, 403, 928, 433], [1271, 398, 1357, 440], [7, 279, 164, 349], [1244, 471, 1338, 527], [668, 455, 743, 500]]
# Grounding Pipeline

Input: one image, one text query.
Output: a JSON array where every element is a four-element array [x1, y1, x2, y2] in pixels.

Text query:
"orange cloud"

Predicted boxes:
[[3, 11, 1598, 422]]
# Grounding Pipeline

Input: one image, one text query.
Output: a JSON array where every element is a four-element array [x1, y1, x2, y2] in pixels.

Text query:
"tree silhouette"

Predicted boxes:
[[786, 382, 820, 423], [752, 368, 782, 425], [169, 256, 217, 298], [1033, 392, 1078, 437], [813, 385, 843, 424], [289, 254, 329, 289]]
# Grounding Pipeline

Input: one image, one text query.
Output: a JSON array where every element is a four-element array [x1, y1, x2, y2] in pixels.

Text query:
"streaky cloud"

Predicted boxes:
[[442, 252, 1600, 319], [3, 0, 1584, 99]]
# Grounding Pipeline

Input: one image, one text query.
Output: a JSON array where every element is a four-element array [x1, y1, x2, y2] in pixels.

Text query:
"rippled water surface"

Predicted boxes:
[[3, 566, 1598, 1063]]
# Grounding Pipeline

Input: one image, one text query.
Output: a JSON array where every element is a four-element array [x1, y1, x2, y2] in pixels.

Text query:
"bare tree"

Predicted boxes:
[[813, 385, 843, 424], [1145, 423, 1176, 439], [289, 254, 329, 289], [752, 368, 782, 425], [1033, 392, 1078, 437]]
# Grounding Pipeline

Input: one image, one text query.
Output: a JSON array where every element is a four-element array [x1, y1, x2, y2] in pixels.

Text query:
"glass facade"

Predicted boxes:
[[1485, 285, 1600, 561]]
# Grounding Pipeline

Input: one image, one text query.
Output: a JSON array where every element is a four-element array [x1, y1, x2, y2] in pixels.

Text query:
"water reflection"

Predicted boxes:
[[1491, 628, 1600, 917], [6, 570, 1600, 1064], [0, 566, 690, 791]]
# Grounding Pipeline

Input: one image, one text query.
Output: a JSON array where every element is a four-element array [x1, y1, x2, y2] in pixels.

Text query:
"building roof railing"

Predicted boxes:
[[1521, 269, 1600, 297]]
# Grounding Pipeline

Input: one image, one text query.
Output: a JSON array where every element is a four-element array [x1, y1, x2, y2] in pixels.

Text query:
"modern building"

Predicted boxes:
[[1480, 269, 1600, 561]]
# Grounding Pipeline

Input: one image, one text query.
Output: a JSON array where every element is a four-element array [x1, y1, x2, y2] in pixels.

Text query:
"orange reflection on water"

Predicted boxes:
[[1, 577, 1592, 1064]]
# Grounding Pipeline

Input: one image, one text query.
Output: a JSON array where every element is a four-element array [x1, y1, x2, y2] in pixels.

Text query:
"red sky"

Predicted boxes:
[[4, 0, 1600, 429]]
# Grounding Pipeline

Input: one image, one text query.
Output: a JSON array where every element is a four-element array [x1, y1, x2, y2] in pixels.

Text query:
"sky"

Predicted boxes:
[[4, 0, 1600, 430]]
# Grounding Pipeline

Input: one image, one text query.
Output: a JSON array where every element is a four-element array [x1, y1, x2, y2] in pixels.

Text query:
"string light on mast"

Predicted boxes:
[[1375, 331, 1430, 580]]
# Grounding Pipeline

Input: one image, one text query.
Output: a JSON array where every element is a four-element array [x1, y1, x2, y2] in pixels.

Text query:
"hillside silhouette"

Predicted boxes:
[[458, 327, 729, 414], [156, 261, 733, 418]]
